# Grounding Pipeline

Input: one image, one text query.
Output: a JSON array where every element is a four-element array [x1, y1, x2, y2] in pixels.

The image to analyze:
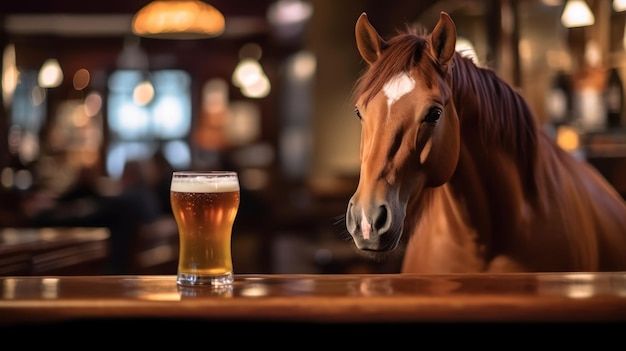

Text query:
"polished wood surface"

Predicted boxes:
[[0, 227, 109, 275], [1, 272, 625, 326]]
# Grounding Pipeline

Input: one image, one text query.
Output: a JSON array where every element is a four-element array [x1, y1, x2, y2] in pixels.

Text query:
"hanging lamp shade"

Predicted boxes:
[[615, 0, 626, 12], [38, 58, 64, 88], [132, 0, 225, 39], [561, 0, 595, 28]]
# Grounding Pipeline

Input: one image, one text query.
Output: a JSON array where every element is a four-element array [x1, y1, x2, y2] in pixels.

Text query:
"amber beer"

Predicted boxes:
[[170, 171, 240, 286]]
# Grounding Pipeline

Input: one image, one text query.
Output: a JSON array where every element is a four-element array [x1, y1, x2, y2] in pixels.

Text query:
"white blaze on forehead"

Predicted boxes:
[[383, 73, 415, 108]]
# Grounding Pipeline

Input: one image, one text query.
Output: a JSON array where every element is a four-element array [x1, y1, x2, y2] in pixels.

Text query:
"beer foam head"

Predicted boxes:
[[171, 172, 240, 193]]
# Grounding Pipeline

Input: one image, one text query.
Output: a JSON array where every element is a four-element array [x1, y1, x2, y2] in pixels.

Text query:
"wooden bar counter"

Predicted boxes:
[[1, 272, 625, 327]]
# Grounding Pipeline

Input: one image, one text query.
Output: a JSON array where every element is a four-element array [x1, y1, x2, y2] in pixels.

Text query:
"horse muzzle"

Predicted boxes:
[[346, 199, 402, 252]]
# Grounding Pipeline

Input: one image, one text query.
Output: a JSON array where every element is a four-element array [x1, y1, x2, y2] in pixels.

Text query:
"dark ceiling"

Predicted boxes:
[[0, 1, 438, 18], [0, 1, 288, 75], [0, 1, 439, 69], [0, 1, 440, 36], [0, 1, 275, 16], [0, 0, 442, 107]]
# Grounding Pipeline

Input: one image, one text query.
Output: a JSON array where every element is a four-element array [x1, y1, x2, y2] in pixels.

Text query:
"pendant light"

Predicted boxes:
[[561, 0, 595, 28], [38, 58, 64, 88], [614, 0, 626, 12], [132, 0, 225, 39]]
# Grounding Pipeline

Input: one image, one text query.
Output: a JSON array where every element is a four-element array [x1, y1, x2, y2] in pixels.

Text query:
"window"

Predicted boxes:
[[106, 69, 192, 178]]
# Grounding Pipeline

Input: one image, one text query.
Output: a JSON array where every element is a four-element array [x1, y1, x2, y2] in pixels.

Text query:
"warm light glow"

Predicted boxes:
[[267, 0, 313, 40], [38, 58, 64, 88], [73, 68, 90, 90], [241, 75, 270, 98], [2, 44, 19, 108], [561, 0, 595, 28], [19, 132, 39, 164], [132, 0, 225, 39], [289, 51, 316, 81], [556, 125, 580, 152], [232, 58, 263, 87], [133, 80, 155, 106], [1, 167, 14, 189], [232, 58, 271, 98], [202, 78, 228, 115], [456, 37, 479, 65], [584, 40, 601, 68], [227, 101, 261, 145], [83, 92, 103, 117], [70, 103, 89, 127], [267, 0, 313, 26], [614, 0, 626, 12]]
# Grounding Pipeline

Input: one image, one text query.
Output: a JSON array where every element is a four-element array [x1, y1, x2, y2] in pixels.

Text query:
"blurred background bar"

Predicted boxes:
[[1, 0, 625, 276], [0, 227, 110, 275]]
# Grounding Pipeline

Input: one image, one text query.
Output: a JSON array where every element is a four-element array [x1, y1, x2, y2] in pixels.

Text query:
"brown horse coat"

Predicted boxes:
[[345, 11, 626, 273]]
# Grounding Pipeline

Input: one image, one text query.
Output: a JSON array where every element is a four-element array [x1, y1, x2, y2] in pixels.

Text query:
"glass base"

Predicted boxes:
[[178, 284, 233, 297], [177, 272, 234, 286]]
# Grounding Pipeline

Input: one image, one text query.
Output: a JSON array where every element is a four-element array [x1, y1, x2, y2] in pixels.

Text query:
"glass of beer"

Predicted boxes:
[[170, 171, 240, 286]]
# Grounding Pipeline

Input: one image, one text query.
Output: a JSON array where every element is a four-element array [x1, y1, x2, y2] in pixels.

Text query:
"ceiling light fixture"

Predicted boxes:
[[614, 0, 626, 12], [38, 58, 64, 88], [132, 0, 225, 39], [561, 0, 595, 28]]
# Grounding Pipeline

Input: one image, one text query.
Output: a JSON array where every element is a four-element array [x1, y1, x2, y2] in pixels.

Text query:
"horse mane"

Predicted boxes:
[[449, 54, 539, 195], [353, 25, 540, 198]]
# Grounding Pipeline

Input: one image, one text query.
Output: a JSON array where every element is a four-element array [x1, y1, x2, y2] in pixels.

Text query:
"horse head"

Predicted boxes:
[[345, 12, 460, 252]]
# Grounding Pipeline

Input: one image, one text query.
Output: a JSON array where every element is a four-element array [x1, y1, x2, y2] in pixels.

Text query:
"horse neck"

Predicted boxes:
[[453, 136, 532, 244]]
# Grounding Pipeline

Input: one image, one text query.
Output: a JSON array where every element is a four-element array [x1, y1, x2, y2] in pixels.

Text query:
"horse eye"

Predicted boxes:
[[423, 108, 442, 124], [355, 107, 362, 120]]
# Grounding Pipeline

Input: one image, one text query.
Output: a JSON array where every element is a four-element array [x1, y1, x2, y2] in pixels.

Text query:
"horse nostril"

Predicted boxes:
[[374, 204, 388, 231]]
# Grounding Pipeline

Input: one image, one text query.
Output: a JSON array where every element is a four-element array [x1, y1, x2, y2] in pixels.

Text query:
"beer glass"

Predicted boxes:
[[170, 171, 240, 286]]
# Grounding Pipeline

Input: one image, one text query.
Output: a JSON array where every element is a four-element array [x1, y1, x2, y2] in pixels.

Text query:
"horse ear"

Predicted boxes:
[[430, 11, 457, 69], [355, 12, 385, 64]]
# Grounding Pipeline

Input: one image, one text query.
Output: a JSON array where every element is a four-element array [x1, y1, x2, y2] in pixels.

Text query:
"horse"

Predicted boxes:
[[343, 11, 626, 273]]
